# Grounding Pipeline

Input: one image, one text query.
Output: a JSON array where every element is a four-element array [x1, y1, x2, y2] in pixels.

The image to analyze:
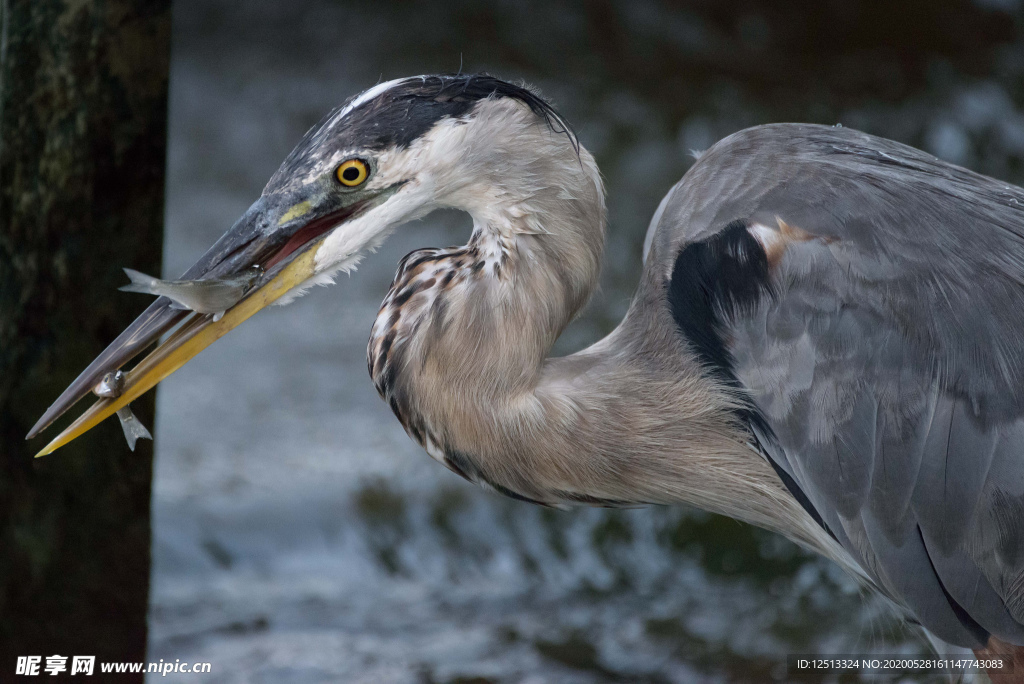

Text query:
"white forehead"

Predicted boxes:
[[283, 77, 423, 187], [327, 75, 425, 127]]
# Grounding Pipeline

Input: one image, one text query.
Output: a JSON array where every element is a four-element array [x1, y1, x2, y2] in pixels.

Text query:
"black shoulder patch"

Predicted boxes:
[[668, 221, 840, 540], [667, 220, 771, 389]]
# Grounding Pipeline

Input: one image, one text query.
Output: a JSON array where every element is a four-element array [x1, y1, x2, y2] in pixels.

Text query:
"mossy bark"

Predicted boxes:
[[0, 0, 170, 675]]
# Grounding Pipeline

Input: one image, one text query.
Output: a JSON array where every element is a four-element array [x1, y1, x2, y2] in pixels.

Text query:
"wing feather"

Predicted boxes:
[[653, 123, 1024, 647], [912, 397, 999, 555]]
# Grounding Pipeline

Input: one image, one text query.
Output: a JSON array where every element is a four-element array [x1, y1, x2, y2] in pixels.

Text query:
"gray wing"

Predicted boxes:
[[650, 124, 1024, 648]]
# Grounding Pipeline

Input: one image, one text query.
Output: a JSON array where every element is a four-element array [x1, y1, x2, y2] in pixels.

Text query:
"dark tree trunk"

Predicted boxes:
[[0, 0, 170, 677]]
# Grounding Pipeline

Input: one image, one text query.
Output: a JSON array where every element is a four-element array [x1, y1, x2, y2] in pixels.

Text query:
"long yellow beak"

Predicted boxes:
[[35, 238, 327, 457]]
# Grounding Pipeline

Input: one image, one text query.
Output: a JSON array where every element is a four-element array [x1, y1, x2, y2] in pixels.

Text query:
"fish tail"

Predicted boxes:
[[115, 406, 153, 452], [119, 268, 164, 295]]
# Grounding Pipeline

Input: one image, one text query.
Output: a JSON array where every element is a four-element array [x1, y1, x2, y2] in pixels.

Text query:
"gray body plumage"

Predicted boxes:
[[645, 124, 1024, 647], [36, 74, 1023, 658], [339, 85, 1023, 651]]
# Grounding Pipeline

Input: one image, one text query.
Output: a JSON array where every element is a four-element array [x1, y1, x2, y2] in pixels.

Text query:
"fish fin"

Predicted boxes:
[[212, 311, 225, 322], [115, 406, 153, 452], [122, 267, 160, 285]]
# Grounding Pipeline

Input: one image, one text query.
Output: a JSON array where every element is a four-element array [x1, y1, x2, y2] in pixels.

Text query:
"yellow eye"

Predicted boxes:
[[336, 158, 369, 187]]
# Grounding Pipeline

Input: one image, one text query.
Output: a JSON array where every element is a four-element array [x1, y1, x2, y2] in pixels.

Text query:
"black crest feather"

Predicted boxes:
[[270, 74, 578, 189], [344, 73, 577, 152]]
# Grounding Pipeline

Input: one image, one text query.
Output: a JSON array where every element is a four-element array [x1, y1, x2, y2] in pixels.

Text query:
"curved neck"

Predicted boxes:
[[367, 122, 838, 563], [369, 115, 607, 407]]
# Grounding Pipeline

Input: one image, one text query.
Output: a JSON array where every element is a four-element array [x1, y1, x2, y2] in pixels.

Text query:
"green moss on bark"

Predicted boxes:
[[0, 0, 170, 675]]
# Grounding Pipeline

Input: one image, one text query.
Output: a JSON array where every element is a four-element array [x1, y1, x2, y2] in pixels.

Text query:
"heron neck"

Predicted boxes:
[[370, 140, 833, 560], [370, 144, 607, 466], [374, 137, 607, 397]]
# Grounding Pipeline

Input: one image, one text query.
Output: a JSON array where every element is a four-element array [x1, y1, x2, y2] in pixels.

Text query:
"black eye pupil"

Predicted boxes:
[[342, 166, 360, 182]]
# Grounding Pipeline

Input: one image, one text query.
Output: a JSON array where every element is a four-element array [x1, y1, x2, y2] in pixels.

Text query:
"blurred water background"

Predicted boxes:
[[148, 1, 1024, 681]]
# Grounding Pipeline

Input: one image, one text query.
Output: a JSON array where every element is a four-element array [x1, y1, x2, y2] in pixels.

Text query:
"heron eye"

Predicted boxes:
[[336, 159, 369, 187]]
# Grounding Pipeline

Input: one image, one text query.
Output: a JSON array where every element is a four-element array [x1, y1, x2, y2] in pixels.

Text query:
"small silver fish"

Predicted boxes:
[[93, 369, 127, 399], [120, 266, 263, 318], [92, 370, 153, 451]]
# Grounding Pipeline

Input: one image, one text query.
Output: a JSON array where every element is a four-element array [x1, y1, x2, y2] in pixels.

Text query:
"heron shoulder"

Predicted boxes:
[[641, 123, 1024, 647]]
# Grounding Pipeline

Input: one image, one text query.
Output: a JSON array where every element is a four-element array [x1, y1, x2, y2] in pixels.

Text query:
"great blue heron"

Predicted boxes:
[[29, 74, 1024, 676]]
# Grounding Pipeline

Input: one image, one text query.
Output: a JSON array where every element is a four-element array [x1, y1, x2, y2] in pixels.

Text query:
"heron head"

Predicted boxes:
[[215, 74, 579, 291], [30, 74, 581, 453]]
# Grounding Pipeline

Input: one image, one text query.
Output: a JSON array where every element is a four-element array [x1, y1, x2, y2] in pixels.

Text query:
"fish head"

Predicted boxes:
[[92, 371, 126, 399]]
